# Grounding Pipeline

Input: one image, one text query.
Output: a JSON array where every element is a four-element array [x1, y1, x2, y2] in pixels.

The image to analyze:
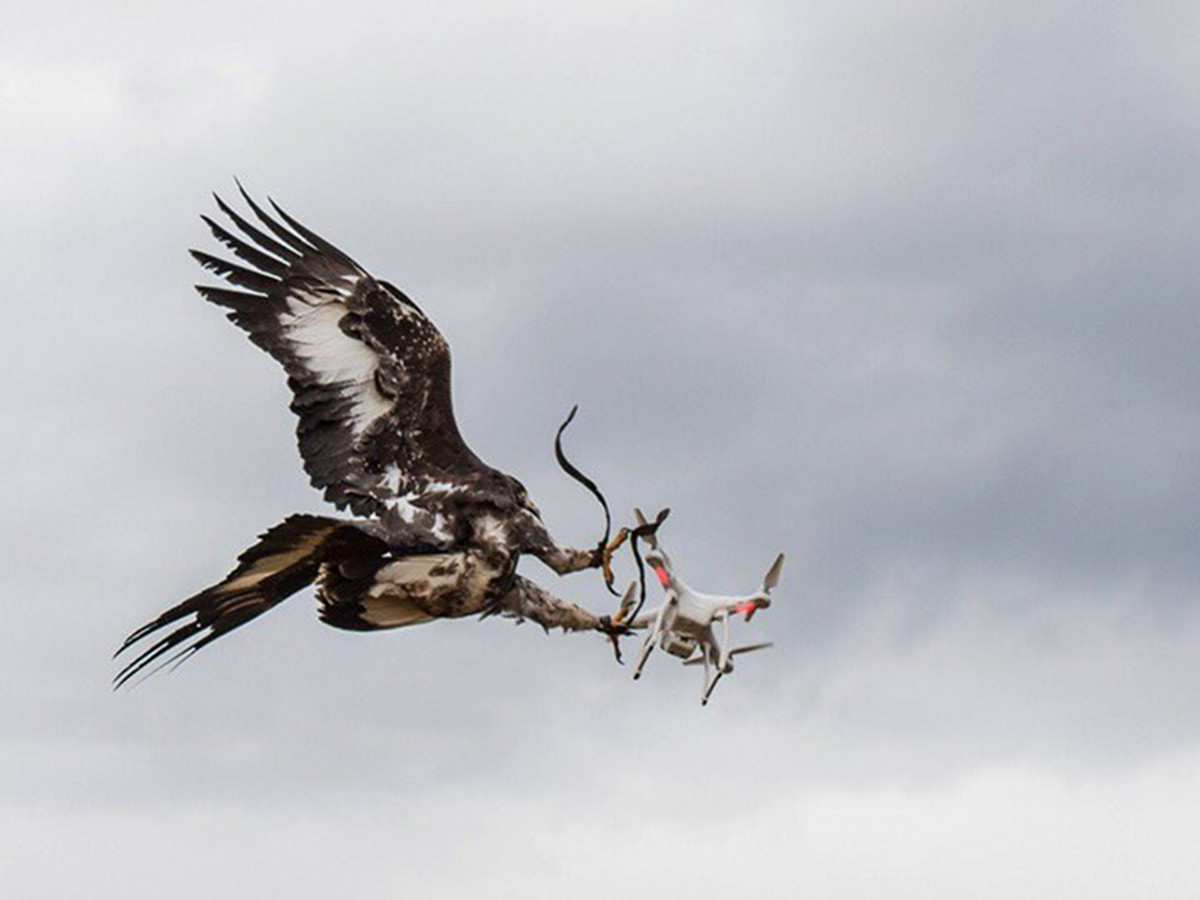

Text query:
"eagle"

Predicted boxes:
[[114, 187, 625, 688]]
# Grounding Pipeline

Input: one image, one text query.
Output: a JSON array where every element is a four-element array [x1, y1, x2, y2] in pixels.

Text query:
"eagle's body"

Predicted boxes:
[[115, 188, 613, 687]]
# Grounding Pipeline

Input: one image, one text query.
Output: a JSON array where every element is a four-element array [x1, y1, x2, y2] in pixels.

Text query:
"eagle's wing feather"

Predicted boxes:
[[192, 187, 490, 535]]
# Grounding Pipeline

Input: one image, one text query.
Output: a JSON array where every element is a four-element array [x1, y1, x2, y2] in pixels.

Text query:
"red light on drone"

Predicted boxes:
[[734, 600, 757, 618], [653, 566, 670, 587]]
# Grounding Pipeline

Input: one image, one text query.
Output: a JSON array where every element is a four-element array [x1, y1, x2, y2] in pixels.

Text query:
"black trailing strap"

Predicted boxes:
[[624, 507, 670, 626], [554, 405, 617, 595]]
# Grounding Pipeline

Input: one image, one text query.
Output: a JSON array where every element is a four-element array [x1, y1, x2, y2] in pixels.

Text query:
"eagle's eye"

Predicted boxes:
[[510, 479, 532, 507], [512, 484, 541, 518]]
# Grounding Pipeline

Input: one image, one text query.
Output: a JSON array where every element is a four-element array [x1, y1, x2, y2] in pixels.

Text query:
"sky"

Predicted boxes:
[[3, 1, 1199, 896]]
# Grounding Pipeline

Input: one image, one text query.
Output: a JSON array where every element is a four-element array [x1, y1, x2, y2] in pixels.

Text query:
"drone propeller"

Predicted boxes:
[[682, 642, 774, 667], [620, 507, 671, 629], [763, 553, 785, 592], [731, 641, 774, 656], [632, 507, 668, 550], [613, 581, 638, 627], [741, 553, 785, 622]]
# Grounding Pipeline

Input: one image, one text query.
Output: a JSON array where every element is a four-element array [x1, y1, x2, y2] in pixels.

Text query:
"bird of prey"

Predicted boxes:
[[115, 187, 624, 688]]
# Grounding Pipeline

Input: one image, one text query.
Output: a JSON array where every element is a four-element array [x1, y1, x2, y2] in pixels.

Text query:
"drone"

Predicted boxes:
[[614, 509, 785, 705]]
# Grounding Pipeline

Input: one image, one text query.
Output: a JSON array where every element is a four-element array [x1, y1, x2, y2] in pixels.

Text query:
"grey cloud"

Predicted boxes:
[[3, 1, 1199, 896]]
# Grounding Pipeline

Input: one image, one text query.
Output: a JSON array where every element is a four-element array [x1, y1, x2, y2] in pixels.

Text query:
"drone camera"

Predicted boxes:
[[661, 633, 698, 659]]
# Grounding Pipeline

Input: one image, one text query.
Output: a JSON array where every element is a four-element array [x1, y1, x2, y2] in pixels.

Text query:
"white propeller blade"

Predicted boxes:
[[633, 507, 659, 549], [762, 553, 785, 593], [730, 641, 774, 656], [614, 581, 638, 625], [684, 642, 773, 667]]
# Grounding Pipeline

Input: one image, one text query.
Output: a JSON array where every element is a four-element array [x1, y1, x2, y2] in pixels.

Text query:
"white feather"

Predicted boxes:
[[385, 492, 454, 541], [382, 464, 404, 494], [284, 295, 392, 430]]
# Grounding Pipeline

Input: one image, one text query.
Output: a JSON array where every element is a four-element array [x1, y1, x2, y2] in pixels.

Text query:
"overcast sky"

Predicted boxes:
[[3, 1, 1199, 897]]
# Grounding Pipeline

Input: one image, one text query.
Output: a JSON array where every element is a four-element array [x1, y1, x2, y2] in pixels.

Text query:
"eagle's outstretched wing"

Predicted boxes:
[[192, 186, 500, 542]]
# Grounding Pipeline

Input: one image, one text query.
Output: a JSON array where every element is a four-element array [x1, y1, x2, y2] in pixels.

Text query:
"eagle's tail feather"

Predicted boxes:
[[113, 514, 385, 689]]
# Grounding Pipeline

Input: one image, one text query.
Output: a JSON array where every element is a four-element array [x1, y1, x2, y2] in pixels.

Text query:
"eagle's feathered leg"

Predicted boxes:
[[512, 508, 611, 578], [532, 543, 598, 577], [491, 575, 621, 635]]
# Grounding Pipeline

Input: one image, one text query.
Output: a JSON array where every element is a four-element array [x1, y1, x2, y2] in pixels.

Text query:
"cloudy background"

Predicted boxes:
[[3, 1, 1199, 896]]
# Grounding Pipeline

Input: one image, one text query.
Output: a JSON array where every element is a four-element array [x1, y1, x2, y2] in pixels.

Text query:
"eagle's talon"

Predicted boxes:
[[597, 614, 631, 664], [597, 614, 632, 637], [594, 528, 629, 588]]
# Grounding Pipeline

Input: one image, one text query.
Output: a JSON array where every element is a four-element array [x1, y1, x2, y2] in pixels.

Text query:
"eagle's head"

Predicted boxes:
[[500, 473, 563, 548], [469, 468, 542, 518], [506, 476, 542, 519], [462, 471, 552, 554]]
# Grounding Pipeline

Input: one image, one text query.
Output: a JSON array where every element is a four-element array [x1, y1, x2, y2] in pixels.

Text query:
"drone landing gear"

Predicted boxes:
[[632, 642, 653, 680], [685, 647, 725, 706], [631, 602, 669, 680], [701, 669, 723, 707]]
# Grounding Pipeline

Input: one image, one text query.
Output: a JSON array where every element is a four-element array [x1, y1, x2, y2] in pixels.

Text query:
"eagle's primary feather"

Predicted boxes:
[[192, 185, 503, 545], [115, 187, 616, 687]]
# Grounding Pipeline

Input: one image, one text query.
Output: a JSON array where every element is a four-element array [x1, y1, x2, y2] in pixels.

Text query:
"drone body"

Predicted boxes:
[[623, 510, 784, 705]]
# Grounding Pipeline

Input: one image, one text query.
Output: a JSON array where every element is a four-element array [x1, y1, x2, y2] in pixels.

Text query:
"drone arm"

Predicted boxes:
[[628, 605, 663, 630], [713, 611, 732, 671]]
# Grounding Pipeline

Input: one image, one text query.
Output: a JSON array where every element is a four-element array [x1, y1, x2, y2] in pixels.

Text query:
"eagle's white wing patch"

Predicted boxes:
[[285, 291, 392, 432], [192, 187, 496, 531]]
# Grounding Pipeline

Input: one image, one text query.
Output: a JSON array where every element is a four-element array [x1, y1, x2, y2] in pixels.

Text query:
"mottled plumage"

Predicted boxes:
[[115, 187, 615, 688]]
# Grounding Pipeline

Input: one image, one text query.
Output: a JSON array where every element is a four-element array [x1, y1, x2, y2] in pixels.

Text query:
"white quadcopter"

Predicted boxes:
[[612, 509, 784, 706]]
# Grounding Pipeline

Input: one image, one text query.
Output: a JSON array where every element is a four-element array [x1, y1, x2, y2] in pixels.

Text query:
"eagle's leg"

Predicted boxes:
[[492, 575, 621, 635], [517, 512, 619, 580], [534, 543, 598, 576]]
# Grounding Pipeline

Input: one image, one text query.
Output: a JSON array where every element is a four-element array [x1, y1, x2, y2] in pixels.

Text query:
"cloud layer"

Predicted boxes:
[[3, 1, 1198, 896]]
